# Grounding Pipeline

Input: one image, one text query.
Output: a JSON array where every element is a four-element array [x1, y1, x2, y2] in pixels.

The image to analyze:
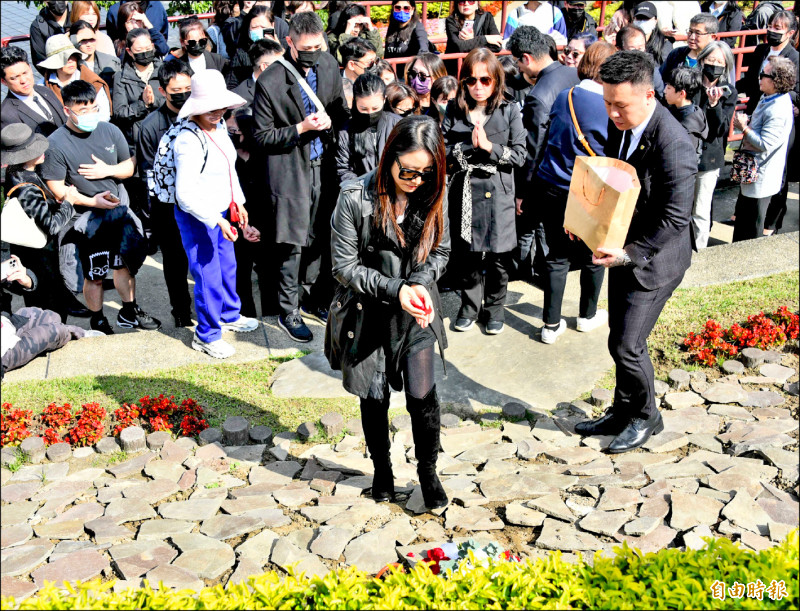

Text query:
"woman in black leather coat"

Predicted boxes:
[[325, 115, 450, 511]]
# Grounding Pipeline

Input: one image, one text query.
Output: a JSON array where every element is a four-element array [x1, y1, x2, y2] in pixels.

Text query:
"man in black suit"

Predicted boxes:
[[233, 38, 284, 104], [253, 11, 349, 343], [571, 51, 697, 453], [0, 46, 65, 136]]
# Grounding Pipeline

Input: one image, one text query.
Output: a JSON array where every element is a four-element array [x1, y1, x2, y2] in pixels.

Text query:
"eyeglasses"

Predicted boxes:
[[759, 72, 774, 79], [464, 76, 494, 87], [395, 158, 433, 181], [686, 29, 711, 38], [356, 58, 377, 69], [70, 106, 99, 116], [393, 5, 414, 13], [563, 48, 582, 59], [407, 69, 430, 82]]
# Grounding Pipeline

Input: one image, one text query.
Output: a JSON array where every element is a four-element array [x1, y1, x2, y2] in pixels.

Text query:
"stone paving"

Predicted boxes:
[[1, 348, 797, 603]]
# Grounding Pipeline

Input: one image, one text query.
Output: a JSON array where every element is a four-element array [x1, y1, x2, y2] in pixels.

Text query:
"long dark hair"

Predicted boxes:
[[646, 25, 671, 65], [237, 4, 273, 49], [450, 1, 486, 28], [386, 0, 420, 46], [457, 48, 505, 115], [375, 115, 446, 263]]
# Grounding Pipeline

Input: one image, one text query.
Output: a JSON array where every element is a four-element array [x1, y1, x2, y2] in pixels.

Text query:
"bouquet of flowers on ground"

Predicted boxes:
[[405, 538, 521, 576]]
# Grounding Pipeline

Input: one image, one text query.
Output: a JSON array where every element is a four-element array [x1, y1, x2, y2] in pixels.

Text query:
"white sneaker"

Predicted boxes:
[[82, 330, 106, 338], [577, 309, 609, 333], [221, 316, 258, 333], [541, 319, 566, 344], [192, 334, 235, 358]]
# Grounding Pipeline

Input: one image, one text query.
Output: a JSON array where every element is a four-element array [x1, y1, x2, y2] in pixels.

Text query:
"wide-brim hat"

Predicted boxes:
[[0, 123, 49, 166], [38, 33, 87, 70], [178, 70, 247, 119]]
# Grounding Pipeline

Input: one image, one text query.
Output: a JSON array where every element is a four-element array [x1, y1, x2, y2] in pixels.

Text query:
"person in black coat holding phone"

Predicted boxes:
[[442, 49, 526, 335], [337, 73, 402, 185], [252, 12, 349, 343], [326, 116, 450, 511], [444, 1, 502, 75], [572, 51, 697, 454]]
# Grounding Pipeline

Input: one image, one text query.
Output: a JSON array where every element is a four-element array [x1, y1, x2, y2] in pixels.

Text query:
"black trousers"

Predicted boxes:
[[608, 267, 683, 420], [150, 198, 192, 318], [275, 163, 332, 316], [459, 251, 512, 322], [234, 235, 268, 319], [541, 185, 604, 326], [732, 193, 771, 242]]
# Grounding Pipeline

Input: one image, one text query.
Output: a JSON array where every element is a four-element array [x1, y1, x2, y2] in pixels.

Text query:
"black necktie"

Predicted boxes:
[[620, 129, 632, 160], [33, 95, 54, 122]]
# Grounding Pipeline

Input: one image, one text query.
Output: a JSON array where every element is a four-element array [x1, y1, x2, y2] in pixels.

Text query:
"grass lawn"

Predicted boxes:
[[1, 353, 359, 435]]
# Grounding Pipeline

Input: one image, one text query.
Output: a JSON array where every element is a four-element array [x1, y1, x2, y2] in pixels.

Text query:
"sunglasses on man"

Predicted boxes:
[[395, 158, 433, 181]]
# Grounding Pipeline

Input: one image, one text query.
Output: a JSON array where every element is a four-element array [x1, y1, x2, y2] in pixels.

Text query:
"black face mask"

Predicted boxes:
[[47, 1, 68, 15], [702, 64, 725, 81], [133, 50, 156, 65], [565, 8, 585, 22], [168, 91, 190, 109], [185, 39, 207, 57], [295, 48, 321, 69], [356, 109, 382, 128], [766, 30, 785, 47]]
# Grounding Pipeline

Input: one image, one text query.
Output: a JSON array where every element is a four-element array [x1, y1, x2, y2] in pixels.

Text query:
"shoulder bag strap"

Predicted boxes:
[[276, 57, 325, 112], [568, 87, 597, 157], [5, 182, 48, 202]]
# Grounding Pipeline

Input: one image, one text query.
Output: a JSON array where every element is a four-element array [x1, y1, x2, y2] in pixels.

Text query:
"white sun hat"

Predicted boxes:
[[178, 69, 247, 119]]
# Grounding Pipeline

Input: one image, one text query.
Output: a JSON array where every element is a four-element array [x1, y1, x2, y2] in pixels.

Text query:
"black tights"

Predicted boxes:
[[402, 345, 435, 400]]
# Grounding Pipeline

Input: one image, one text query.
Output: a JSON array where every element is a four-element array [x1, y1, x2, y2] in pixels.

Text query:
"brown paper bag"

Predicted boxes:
[[563, 156, 641, 255]]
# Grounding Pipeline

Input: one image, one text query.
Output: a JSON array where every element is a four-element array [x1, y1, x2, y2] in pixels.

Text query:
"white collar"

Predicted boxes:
[[11, 90, 34, 102], [577, 79, 603, 94], [629, 101, 656, 142]]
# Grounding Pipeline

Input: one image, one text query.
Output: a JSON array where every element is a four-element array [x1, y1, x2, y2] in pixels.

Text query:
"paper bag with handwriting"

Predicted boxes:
[[563, 156, 641, 255]]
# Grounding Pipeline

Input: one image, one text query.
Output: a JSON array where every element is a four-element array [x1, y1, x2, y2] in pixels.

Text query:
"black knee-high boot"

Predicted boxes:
[[406, 385, 448, 510], [360, 393, 395, 502]]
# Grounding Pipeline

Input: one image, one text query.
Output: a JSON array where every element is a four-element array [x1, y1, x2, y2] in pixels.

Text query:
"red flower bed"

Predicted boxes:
[[0, 395, 209, 448], [683, 306, 799, 367]]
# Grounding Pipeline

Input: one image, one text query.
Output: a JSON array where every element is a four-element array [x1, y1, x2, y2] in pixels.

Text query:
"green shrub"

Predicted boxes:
[[3, 531, 797, 610]]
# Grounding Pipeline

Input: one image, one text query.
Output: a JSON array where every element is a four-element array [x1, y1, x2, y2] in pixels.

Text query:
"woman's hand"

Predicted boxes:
[[5, 256, 33, 289], [242, 225, 261, 242], [400, 284, 435, 328], [472, 121, 492, 152], [133, 11, 153, 30], [458, 28, 474, 40], [484, 34, 503, 47], [63, 185, 80, 205], [706, 86, 723, 107], [733, 112, 749, 131], [218, 217, 238, 242], [143, 84, 155, 106], [236, 202, 249, 228]]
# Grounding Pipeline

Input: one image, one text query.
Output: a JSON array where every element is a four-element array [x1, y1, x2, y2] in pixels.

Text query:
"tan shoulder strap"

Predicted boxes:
[[5, 182, 48, 202], [568, 87, 597, 157]]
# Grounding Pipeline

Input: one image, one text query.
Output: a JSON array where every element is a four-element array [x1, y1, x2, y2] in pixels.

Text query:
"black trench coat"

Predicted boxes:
[[442, 99, 527, 253], [325, 171, 450, 399], [252, 53, 349, 246]]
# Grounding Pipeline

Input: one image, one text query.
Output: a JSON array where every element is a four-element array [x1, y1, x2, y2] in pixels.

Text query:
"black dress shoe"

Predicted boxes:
[[607, 413, 664, 454], [173, 313, 193, 328], [574, 410, 627, 436]]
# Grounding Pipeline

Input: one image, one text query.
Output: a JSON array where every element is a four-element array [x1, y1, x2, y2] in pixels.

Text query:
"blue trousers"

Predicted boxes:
[[174, 207, 241, 343]]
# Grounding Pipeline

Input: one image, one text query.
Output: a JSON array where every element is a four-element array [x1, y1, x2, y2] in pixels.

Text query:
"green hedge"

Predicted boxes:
[[3, 531, 797, 610]]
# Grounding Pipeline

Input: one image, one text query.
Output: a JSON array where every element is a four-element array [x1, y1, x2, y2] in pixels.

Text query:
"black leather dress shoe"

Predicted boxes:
[[574, 411, 627, 436], [607, 413, 664, 454]]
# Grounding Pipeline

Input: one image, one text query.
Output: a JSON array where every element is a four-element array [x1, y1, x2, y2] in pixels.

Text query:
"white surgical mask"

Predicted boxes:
[[634, 19, 656, 36]]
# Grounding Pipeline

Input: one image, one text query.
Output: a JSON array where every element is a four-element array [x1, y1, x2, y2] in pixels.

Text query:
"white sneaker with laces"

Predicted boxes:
[[541, 319, 566, 344], [221, 316, 259, 333], [577, 309, 609, 333], [192, 334, 235, 358]]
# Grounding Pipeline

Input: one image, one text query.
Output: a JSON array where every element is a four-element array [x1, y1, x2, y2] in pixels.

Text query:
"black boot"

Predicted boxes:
[[360, 393, 395, 502], [407, 386, 449, 510]]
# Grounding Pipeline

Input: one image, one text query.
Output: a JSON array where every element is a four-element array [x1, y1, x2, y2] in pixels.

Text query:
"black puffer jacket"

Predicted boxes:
[[325, 170, 450, 399]]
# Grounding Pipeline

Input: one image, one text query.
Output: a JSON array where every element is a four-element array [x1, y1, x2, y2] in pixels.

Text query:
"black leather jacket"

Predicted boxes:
[[325, 170, 450, 398]]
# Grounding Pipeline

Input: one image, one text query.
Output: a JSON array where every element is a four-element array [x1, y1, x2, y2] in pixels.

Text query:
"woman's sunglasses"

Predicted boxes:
[[407, 69, 430, 82], [396, 158, 433, 181], [563, 48, 582, 59], [464, 76, 494, 87], [395, 107, 415, 117], [759, 72, 774, 79], [393, 5, 414, 13]]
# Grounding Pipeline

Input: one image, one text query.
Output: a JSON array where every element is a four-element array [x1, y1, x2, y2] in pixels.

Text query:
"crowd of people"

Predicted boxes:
[[0, 1, 797, 378]]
